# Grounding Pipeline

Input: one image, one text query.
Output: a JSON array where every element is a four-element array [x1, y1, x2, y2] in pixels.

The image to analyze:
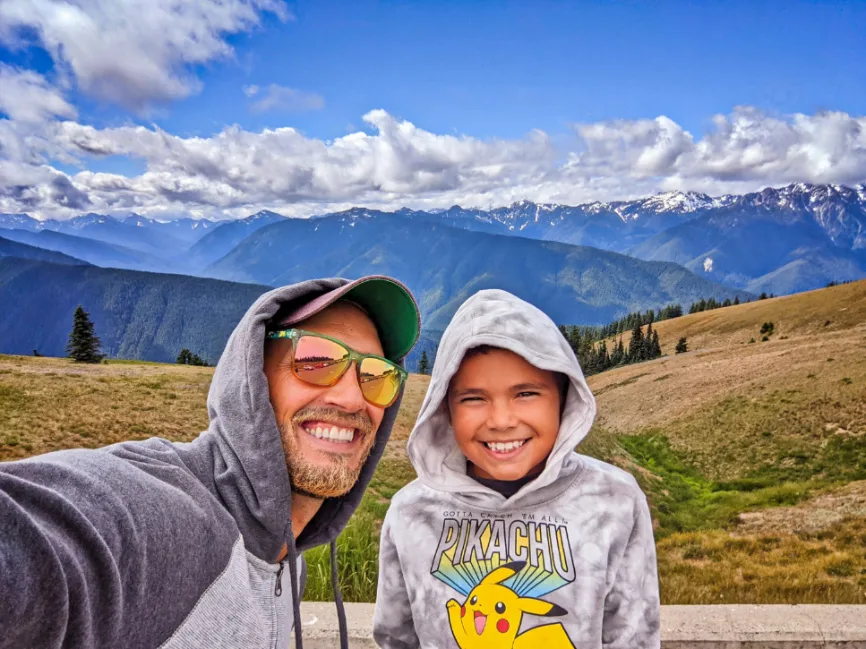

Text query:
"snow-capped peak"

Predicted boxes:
[[640, 190, 713, 213]]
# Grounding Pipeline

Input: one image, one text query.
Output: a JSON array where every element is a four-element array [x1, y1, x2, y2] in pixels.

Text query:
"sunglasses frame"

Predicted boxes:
[[265, 328, 407, 407]]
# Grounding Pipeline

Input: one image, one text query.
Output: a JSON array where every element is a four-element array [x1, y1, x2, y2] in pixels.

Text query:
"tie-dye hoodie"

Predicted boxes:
[[373, 289, 660, 649]]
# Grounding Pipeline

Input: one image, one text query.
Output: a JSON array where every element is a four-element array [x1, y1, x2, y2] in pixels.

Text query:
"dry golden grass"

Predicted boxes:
[[658, 517, 866, 604], [391, 374, 430, 441], [588, 326, 866, 480], [735, 480, 866, 536], [581, 281, 866, 603], [612, 279, 866, 356], [0, 354, 211, 461]]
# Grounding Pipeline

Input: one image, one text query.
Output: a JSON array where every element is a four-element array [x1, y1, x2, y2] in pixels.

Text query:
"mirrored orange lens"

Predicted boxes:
[[359, 357, 402, 407], [292, 335, 351, 386]]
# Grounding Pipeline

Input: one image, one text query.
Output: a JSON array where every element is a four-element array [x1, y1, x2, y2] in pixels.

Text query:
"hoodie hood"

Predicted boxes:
[[201, 278, 407, 561], [406, 289, 596, 506]]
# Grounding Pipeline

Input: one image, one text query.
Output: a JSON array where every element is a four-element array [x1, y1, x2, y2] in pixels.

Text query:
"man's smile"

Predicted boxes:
[[297, 420, 366, 453]]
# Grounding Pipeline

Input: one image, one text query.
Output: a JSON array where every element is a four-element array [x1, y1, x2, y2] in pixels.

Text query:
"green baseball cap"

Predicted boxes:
[[273, 276, 420, 361]]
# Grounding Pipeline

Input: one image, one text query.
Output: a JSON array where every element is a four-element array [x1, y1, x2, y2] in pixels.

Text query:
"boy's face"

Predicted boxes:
[[447, 348, 562, 482]]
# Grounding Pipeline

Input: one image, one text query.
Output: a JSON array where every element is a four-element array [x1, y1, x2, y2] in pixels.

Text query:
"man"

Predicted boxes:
[[0, 276, 420, 649]]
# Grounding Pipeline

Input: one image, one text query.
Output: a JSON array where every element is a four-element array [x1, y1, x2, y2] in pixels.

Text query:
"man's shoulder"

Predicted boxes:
[[3, 437, 236, 541]]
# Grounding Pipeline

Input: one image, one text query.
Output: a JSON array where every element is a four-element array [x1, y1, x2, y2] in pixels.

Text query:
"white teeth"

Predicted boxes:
[[305, 424, 355, 444], [485, 440, 527, 453]]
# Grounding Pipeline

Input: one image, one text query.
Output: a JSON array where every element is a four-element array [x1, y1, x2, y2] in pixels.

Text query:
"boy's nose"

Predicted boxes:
[[486, 400, 517, 431]]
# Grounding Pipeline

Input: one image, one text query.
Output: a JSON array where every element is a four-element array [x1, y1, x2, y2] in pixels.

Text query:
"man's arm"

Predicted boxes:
[[602, 494, 661, 649], [372, 509, 420, 649], [0, 456, 128, 648], [0, 442, 236, 649]]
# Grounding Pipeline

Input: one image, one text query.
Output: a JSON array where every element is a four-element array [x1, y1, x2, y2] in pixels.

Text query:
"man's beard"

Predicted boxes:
[[279, 407, 376, 499]]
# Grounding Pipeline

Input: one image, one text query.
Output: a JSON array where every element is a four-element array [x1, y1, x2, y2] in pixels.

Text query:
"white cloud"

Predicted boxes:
[[246, 84, 325, 113], [1, 107, 865, 219], [0, 0, 289, 111], [242, 84, 260, 97], [0, 65, 77, 123]]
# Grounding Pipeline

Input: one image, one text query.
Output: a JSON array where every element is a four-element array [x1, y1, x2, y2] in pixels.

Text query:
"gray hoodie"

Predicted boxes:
[[0, 278, 406, 649], [373, 290, 660, 649]]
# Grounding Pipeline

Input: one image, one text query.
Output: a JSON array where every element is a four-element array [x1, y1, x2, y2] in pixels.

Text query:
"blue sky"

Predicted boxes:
[[5, 0, 865, 139], [0, 0, 864, 219]]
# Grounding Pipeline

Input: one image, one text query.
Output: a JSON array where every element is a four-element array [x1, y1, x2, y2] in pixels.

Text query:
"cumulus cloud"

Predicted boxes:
[[246, 84, 325, 113], [1, 106, 865, 219], [0, 0, 289, 110], [0, 65, 77, 123]]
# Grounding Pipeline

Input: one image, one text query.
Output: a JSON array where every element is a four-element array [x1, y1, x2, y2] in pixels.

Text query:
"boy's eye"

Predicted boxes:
[[459, 396, 483, 403], [517, 391, 539, 398]]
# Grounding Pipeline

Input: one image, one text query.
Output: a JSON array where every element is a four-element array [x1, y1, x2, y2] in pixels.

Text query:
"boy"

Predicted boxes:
[[373, 289, 660, 649]]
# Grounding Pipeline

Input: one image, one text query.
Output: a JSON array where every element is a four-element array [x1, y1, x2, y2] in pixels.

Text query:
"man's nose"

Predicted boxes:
[[321, 362, 366, 412]]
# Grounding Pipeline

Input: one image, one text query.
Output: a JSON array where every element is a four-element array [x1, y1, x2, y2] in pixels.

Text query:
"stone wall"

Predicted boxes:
[[293, 602, 866, 648]]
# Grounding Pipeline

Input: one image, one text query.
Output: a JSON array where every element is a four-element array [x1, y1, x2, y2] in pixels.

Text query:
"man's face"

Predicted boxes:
[[264, 301, 387, 498]]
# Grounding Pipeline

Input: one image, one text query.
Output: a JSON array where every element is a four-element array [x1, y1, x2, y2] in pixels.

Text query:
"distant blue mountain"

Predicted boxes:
[[0, 258, 269, 363], [0, 229, 184, 272], [628, 185, 866, 293], [0, 212, 219, 260], [185, 210, 286, 269], [206, 210, 744, 332], [0, 235, 90, 266], [114, 214, 219, 245], [3, 183, 863, 296]]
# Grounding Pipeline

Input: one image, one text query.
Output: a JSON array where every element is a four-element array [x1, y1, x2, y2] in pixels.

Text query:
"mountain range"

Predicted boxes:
[[1, 182, 864, 367], [2, 183, 863, 295]]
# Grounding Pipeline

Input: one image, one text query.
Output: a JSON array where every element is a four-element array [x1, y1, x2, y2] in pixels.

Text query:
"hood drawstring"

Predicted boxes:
[[283, 526, 349, 649], [330, 539, 349, 649], [286, 520, 304, 649]]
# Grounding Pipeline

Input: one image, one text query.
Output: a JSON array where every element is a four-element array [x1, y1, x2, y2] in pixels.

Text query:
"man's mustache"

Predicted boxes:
[[291, 406, 375, 436]]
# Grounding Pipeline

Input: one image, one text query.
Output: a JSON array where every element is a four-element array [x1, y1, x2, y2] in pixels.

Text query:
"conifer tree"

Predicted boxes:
[[418, 350, 430, 375], [651, 330, 662, 358], [66, 306, 104, 363], [642, 321, 654, 360], [628, 321, 644, 362]]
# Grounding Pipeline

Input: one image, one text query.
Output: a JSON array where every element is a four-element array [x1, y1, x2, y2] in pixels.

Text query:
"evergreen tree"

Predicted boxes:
[[597, 341, 610, 373], [675, 336, 688, 354], [651, 330, 662, 358], [418, 350, 430, 375], [642, 321, 655, 360], [627, 321, 644, 362], [722, 298, 732, 308], [733, 296, 740, 305], [66, 306, 104, 363], [177, 348, 208, 366]]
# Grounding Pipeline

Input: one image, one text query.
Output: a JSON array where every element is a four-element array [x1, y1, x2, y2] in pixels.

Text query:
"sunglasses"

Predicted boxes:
[[265, 328, 407, 408]]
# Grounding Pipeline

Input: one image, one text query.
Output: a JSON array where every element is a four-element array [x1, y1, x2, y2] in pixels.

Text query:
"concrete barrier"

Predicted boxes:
[[294, 602, 866, 648]]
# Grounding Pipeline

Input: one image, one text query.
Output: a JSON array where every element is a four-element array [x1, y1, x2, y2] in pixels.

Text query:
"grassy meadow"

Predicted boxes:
[[1, 280, 865, 603]]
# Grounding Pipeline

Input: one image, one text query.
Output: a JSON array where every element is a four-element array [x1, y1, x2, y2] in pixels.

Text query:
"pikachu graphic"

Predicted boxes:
[[445, 562, 576, 649]]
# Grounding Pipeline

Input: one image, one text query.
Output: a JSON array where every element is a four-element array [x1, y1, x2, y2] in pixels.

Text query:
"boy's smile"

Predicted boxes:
[[447, 346, 564, 482]]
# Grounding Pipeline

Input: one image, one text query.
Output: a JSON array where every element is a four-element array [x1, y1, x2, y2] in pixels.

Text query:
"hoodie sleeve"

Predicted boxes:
[[373, 508, 419, 649], [0, 443, 238, 649], [602, 494, 661, 649]]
